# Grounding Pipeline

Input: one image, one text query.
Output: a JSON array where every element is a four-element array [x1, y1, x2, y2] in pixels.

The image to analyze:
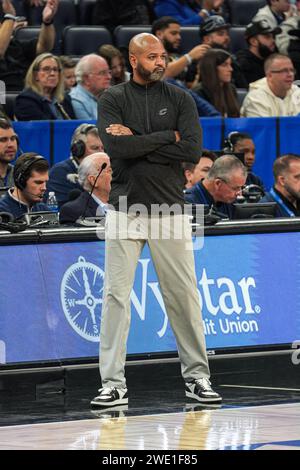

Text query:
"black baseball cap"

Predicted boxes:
[[245, 20, 281, 40], [199, 15, 230, 38]]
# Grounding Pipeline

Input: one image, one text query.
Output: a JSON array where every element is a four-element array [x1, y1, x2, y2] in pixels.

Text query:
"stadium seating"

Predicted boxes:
[[114, 25, 201, 54], [62, 26, 113, 56], [3, 93, 18, 121], [236, 88, 248, 106], [14, 26, 41, 43], [229, 26, 247, 54]]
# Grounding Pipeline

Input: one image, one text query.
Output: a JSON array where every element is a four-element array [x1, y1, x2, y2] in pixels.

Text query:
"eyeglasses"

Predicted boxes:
[[270, 68, 296, 75], [89, 69, 112, 77], [218, 178, 244, 193], [38, 66, 61, 73]]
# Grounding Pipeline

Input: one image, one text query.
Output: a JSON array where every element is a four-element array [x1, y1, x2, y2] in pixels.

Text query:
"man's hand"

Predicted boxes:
[[106, 124, 133, 136], [42, 0, 58, 23], [199, 0, 213, 16], [174, 131, 181, 142], [213, 0, 224, 11], [189, 44, 210, 61], [2, 0, 16, 16]]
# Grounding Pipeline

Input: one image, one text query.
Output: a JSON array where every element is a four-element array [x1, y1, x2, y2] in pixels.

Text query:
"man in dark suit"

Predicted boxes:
[[59, 152, 111, 224]]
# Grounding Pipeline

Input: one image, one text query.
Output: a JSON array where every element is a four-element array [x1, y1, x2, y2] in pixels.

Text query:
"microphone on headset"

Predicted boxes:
[[76, 162, 107, 225]]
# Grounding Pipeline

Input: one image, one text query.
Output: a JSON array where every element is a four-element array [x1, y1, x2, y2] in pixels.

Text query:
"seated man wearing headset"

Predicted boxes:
[[59, 152, 111, 225], [223, 131, 265, 190], [47, 123, 103, 209], [0, 152, 50, 219]]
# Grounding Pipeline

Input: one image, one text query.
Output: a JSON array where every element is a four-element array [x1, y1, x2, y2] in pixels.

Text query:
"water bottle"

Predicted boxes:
[[47, 191, 58, 213]]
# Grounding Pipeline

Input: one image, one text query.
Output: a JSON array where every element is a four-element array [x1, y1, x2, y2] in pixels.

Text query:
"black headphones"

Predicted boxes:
[[0, 211, 27, 233], [223, 131, 239, 153], [14, 155, 47, 190], [70, 124, 98, 160]]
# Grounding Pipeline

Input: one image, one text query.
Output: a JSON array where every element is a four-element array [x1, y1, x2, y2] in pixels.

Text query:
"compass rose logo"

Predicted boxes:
[[60, 256, 105, 342]]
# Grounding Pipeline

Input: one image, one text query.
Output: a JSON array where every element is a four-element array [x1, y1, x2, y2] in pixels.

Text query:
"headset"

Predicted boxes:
[[222, 131, 239, 153], [242, 184, 265, 203], [14, 155, 47, 190], [70, 124, 98, 160], [0, 211, 27, 233]]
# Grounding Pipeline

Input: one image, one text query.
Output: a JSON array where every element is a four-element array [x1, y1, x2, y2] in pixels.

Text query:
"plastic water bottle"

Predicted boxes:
[[47, 191, 58, 213]]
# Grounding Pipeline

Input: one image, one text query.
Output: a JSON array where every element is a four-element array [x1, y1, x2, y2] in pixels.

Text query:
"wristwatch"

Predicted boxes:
[[3, 14, 17, 22]]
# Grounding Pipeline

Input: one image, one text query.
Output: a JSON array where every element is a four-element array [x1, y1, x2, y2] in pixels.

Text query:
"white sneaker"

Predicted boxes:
[[185, 378, 222, 403], [91, 387, 128, 407]]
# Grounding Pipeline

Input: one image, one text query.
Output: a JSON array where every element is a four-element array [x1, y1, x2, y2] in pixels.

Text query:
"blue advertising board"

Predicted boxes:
[[1, 231, 300, 365]]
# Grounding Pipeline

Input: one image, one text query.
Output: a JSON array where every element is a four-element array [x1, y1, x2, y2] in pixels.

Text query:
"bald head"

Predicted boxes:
[[129, 33, 162, 56]]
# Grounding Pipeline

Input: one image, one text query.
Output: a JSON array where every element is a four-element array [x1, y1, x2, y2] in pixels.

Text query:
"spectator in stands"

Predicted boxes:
[[151, 15, 210, 82], [92, 0, 151, 32], [199, 15, 248, 88], [223, 131, 265, 189], [184, 154, 247, 218], [47, 124, 104, 209], [98, 45, 130, 86], [260, 153, 300, 216], [285, 20, 300, 79], [14, 53, 75, 120], [0, 118, 18, 189], [241, 53, 300, 116], [193, 49, 240, 116], [151, 15, 222, 115], [275, 2, 300, 78], [70, 54, 111, 120], [0, 152, 50, 219], [236, 20, 280, 86], [253, 0, 297, 29], [59, 152, 112, 225], [154, 0, 225, 26], [183, 149, 216, 188], [59, 56, 77, 92], [0, 0, 58, 91]]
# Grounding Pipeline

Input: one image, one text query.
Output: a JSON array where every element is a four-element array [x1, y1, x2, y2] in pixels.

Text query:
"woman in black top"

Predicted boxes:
[[193, 48, 240, 117], [15, 53, 75, 121]]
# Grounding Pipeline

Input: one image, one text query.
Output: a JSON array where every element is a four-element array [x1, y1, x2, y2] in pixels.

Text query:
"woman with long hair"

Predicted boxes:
[[15, 53, 75, 121], [193, 49, 240, 117]]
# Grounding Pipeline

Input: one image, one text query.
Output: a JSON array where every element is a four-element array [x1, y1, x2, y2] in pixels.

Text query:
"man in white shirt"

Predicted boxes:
[[253, 0, 296, 29], [241, 52, 300, 116]]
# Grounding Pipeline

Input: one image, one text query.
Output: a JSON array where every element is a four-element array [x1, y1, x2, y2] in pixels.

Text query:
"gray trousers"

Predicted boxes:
[[99, 212, 210, 388]]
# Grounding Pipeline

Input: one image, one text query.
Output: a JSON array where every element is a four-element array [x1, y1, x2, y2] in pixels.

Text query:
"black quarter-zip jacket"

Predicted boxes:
[[97, 79, 202, 211]]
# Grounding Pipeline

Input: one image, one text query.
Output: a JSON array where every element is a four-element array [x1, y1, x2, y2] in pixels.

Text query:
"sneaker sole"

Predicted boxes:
[[90, 397, 128, 407], [185, 391, 222, 403]]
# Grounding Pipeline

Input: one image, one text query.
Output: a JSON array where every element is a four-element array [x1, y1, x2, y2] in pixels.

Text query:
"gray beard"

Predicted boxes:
[[136, 63, 165, 82]]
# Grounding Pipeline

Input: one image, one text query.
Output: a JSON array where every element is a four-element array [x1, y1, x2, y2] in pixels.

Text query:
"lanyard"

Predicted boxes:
[[270, 188, 296, 217]]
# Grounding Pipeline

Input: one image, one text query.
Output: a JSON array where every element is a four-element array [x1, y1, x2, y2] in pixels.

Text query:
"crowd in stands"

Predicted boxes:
[[1, 0, 300, 222]]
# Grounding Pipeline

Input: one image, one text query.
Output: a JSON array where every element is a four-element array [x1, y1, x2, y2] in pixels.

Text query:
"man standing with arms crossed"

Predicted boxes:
[[91, 33, 222, 407]]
